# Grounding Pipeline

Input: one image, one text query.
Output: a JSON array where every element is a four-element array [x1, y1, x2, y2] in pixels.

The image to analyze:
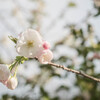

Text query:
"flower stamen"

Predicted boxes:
[[27, 41, 34, 47]]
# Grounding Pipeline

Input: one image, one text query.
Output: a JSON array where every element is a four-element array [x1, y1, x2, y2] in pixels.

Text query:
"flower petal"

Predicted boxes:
[[0, 64, 10, 81], [7, 77, 18, 90], [38, 50, 53, 64]]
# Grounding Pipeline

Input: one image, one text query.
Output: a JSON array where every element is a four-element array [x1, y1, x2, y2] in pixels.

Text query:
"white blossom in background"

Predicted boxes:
[[7, 77, 18, 90], [0, 64, 10, 82], [94, 0, 100, 7], [38, 50, 53, 64], [16, 29, 43, 58]]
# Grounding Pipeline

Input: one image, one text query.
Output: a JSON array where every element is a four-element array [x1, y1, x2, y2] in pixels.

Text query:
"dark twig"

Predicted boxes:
[[48, 62, 100, 82]]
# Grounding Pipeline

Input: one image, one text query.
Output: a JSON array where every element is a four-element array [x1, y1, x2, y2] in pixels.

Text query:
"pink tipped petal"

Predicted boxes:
[[38, 50, 53, 64], [1, 80, 8, 85], [43, 41, 51, 50], [0, 64, 10, 81]]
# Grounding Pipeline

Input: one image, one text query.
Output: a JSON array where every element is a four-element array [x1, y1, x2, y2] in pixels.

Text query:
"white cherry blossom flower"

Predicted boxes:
[[94, 0, 100, 7], [0, 64, 10, 82], [7, 77, 18, 90], [38, 49, 53, 64], [16, 29, 43, 58]]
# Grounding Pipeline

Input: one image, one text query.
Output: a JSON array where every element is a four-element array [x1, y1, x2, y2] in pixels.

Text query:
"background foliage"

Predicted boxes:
[[0, 0, 100, 100]]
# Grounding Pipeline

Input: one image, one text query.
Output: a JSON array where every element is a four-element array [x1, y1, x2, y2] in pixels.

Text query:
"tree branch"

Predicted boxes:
[[48, 62, 100, 82]]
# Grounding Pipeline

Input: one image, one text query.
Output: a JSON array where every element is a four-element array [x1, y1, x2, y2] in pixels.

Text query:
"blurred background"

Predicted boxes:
[[0, 0, 100, 100]]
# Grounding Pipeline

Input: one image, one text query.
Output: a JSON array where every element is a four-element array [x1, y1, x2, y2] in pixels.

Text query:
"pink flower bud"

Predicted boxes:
[[43, 41, 51, 50], [7, 77, 18, 90], [38, 50, 53, 64]]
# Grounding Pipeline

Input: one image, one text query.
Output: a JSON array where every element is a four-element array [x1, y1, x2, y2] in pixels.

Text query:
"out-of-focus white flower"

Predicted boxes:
[[38, 50, 53, 64], [7, 77, 18, 90], [16, 29, 43, 58], [0, 64, 10, 81], [94, 0, 100, 7], [0, 36, 10, 46]]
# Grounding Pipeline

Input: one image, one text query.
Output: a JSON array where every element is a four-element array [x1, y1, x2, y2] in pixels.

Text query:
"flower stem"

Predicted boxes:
[[9, 56, 28, 76]]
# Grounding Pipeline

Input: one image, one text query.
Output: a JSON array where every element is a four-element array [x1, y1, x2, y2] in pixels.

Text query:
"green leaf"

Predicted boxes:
[[68, 2, 76, 7], [8, 36, 18, 44]]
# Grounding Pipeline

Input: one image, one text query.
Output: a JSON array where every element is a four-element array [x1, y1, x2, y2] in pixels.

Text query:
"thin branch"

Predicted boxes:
[[48, 62, 100, 83]]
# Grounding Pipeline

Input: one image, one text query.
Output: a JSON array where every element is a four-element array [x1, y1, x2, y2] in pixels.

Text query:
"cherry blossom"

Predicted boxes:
[[38, 49, 53, 64], [16, 29, 43, 58], [16, 29, 53, 64]]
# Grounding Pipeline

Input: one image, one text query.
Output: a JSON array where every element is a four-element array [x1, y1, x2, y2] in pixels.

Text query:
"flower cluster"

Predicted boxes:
[[0, 29, 53, 90], [16, 29, 53, 64]]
